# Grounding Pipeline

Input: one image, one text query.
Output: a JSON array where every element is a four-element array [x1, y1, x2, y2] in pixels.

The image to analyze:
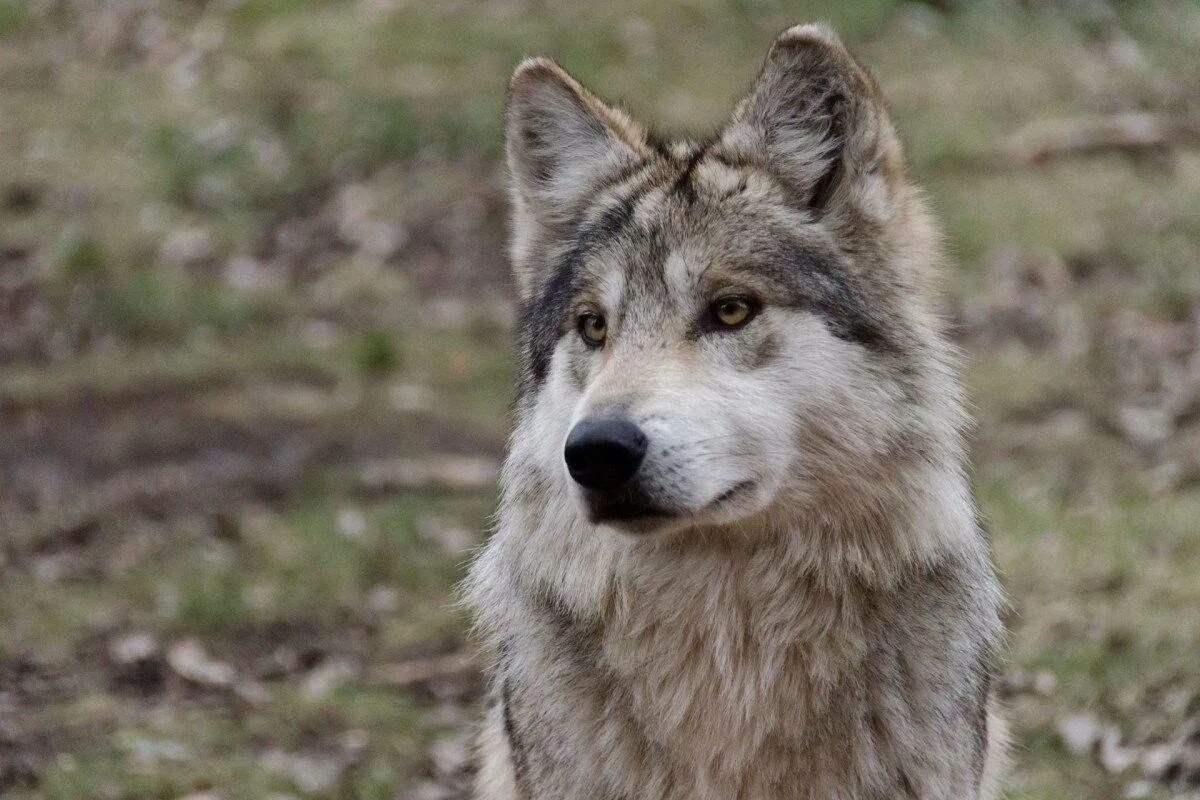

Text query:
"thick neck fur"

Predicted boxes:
[[474, 435, 981, 630], [468, 443, 997, 798]]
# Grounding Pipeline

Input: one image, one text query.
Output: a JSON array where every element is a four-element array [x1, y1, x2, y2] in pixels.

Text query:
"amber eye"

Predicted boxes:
[[710, 296, 757, 328], [578, 313, 607, 347]]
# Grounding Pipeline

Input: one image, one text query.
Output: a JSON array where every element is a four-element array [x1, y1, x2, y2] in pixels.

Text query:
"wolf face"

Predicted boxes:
[[505, 24, 964, 538]]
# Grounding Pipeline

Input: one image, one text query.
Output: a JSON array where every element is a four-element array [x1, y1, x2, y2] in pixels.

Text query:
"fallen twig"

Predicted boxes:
[[371, 651, 478, 689], [932, 112, 1200, 173], [358, 455, 498, 492], [1003, 112, 1200, 163]]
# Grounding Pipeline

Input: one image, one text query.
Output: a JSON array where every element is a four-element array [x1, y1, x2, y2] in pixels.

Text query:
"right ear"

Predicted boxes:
[[505, 58, 648, 299], [722, 24, 903, 222]]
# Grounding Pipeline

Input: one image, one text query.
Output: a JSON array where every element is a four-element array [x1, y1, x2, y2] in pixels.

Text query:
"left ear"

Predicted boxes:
[[504, 57, 650, 299], [723, 24, 904, 220]]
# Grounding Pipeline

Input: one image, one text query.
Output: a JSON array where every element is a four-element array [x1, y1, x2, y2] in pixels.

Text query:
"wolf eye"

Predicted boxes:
[[577, 313, 607, 347], [709, 296, 758, 329]]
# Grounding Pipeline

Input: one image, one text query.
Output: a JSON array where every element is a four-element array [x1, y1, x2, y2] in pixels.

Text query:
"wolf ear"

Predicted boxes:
[[505, 58, 648, 298], [724, 24, 903, 219]]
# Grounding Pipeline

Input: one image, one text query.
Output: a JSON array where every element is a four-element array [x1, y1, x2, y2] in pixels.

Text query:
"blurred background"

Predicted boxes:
[[2, 1, 1199, 798]]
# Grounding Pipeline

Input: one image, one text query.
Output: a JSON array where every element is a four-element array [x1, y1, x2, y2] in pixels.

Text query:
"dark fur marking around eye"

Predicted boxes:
[[517, 192, 643, 397], [765, 239, 897, 354]]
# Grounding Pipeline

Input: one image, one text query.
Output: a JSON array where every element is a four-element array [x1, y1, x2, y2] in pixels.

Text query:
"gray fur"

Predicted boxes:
[[468, 23, 1006, 800]]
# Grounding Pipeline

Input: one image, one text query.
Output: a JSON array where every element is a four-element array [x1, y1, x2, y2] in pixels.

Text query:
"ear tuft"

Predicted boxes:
[[510, 55, 563, 85], [505, 58, 648, 297], [505, 58, 648, 208], [724, 23, 902, 218], [776, 22, 842, 49]]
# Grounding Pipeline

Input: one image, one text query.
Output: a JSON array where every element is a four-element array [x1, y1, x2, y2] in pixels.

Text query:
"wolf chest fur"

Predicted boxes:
[[466, 23, 1005, 800]]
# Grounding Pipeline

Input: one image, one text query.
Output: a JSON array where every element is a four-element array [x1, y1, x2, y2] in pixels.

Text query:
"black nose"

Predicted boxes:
[[564, 416, 648, 491]]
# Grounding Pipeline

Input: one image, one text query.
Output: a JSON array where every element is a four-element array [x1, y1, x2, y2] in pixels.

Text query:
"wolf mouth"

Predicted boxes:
[[580, 482, 676, 526], [585, 479, 758, 527], [590, 501, 673, 523]]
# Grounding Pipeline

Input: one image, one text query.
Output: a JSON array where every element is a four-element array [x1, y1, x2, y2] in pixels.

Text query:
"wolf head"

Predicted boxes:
[[503, 25, 966, 540]]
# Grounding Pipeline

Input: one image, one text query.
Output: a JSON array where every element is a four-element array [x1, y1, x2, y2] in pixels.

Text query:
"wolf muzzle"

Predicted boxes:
[[564, 414, 679, 525]]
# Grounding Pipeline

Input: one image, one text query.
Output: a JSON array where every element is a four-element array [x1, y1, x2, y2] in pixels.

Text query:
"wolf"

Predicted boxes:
[[465, 23, 1006, 800]]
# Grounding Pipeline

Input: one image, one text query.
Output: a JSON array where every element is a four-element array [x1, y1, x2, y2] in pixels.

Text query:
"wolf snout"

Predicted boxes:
[[564, 415, 648, 491]]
